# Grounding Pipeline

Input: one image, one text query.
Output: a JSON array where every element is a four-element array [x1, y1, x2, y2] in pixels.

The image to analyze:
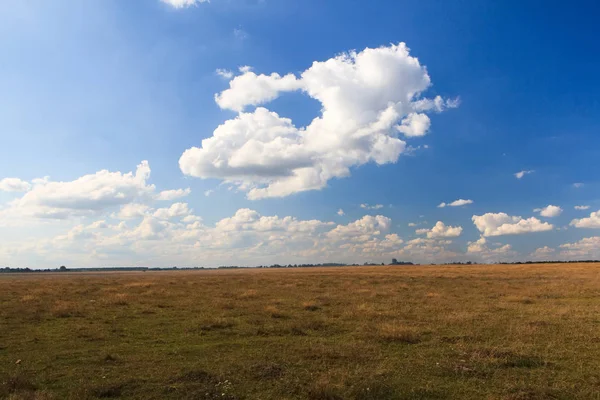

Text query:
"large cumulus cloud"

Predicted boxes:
[[180, 43, 457, 199]]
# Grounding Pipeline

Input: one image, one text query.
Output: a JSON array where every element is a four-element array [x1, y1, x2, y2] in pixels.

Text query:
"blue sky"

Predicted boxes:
[[1, 0, 599, 268]]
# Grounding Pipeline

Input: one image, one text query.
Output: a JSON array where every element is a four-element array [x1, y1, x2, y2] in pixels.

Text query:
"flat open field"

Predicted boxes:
[[1, 264, 599, 400]]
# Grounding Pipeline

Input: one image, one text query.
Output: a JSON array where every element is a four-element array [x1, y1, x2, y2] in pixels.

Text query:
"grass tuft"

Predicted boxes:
[[375, 323, 421, 344], [303, 301, 321, 311]]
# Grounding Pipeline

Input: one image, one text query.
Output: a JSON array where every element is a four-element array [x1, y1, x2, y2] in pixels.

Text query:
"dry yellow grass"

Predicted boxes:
[[0, 263, 599, 399]]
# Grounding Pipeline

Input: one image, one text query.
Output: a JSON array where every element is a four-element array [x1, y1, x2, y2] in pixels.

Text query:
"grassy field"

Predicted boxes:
[[1, 263, 599, 400]]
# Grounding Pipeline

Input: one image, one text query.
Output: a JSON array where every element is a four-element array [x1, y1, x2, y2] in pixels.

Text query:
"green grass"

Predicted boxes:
[[1, 263, 599, 399]]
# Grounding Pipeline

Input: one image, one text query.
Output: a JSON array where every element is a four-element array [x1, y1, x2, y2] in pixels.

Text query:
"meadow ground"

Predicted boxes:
[[0, 263, 599, 400]]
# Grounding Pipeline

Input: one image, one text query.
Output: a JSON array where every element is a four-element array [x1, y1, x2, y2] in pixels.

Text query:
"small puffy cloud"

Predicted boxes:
[[467, 237, 487, 253], [397, 113, 431, 137], [416, 221, 462, 238], [472, 212, 553, 237], [215, 73, 301, 112], [449, 199, 473, 207], [327, 215, 391, 242], [337, 209, 345, 216], [467, 236, 515, 261], [216, 69, 234, 80], [570, 210, 600, 229], [153, 203, 191, 220], [575, 205, 590, 210], [0, 178, 31, 192], [2, 161, 155, 220], [531, 246, 555, 260], [534, 205, 563, 218], [438, 199, 473, 208], [204, 189, 214, 197], [156, 188, 191, 201], [408, 222, 417, 227], [181, 43, 456, 199], [514, 170, 534, 179], [160, 0, 208, 9], [573, 182, 584, 188], [360, 203, 384, 210]]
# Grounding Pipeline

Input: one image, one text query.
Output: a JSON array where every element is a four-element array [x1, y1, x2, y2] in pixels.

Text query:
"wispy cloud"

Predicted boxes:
[[360, 204, 384, 210], [233, 28, 248, 41], [514, 170, 534, 179], [438, 199, 473, 208], [216, 69, 234, 80], [160, 0, 208, 9]]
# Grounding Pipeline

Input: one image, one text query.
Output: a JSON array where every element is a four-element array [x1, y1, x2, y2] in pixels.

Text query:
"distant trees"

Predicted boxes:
[[59, 266, 67, 271], [390, 259, 414, 266]]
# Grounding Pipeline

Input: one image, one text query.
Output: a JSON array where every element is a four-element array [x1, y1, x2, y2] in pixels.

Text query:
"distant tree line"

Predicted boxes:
[[2, 259, 598, 273], [391, 259, 414, 265]]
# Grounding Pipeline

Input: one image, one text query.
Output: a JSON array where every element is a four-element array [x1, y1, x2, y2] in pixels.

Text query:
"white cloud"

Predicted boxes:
[[89, 220, 108, 229], [395, 237, 457, 263], [204, 189, 214, 197], [215, 73, 301, 112], [360, 203, 384, 210], [570, 210, 600, 229], [156, 188, 191, 201], [116, 203, 150, 220], [180, 43, 456, 199], [531, 246, 555, 260], [0, 178, 31, 192], [182, 215, 202, 224], [416, 221, 462, 238], [560, 236, 600, 259], [534, 205, 563, 218], [153, 202, 191, 220], [397, 113, 431, 137], [327, 215, 391, 242], [575, 205, 590, 210], [408, 222, 417, 227], [472, 212, 553, 237], [466, 236, 515, 261], [160, 0, 208, 9], [466, 237, 487, 254], [573, 183, 584, 188], [337, 209, 345, 216], [216, 69, 234, 80], [1, 161, 155, 220], [412, 95, 459, 113], [514, 170, 534, 179], [438, 199, 473, 208], [7, 210, 403, 267]]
